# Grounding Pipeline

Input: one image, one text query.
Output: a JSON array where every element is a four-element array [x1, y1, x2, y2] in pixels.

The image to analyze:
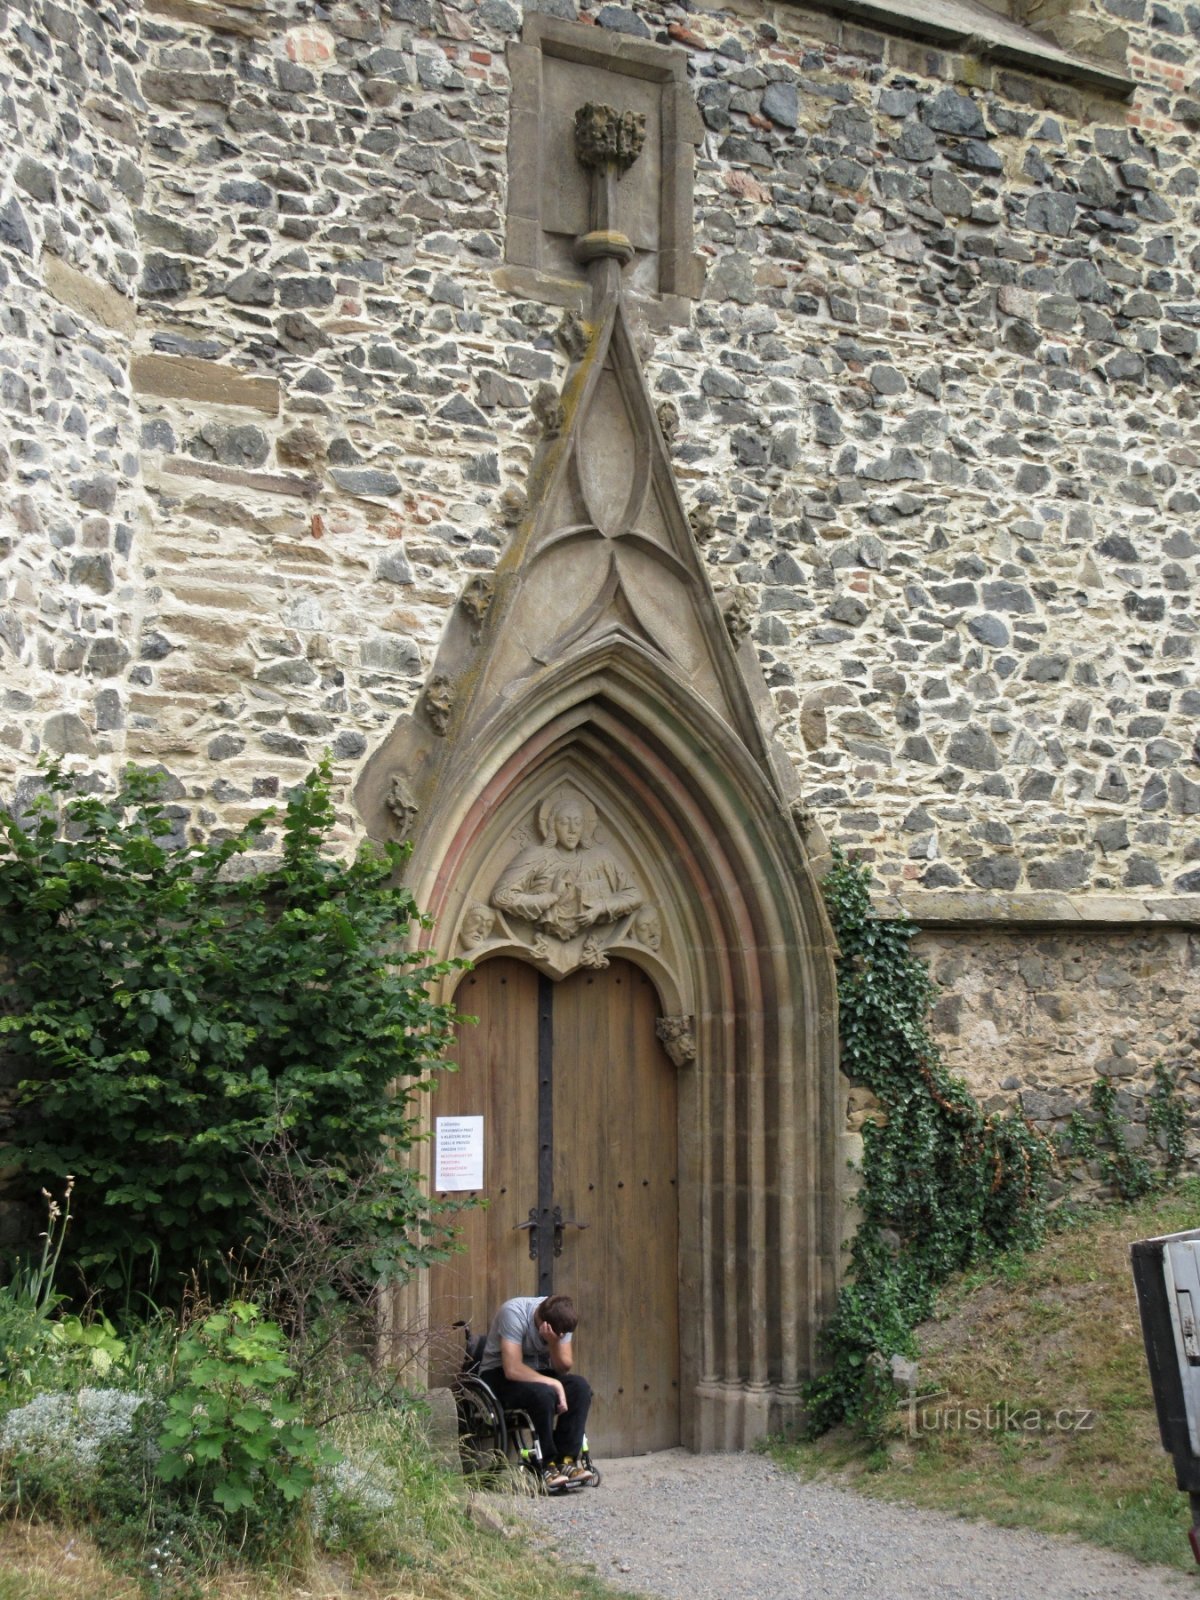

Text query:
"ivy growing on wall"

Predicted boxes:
[[1057, 1062, 1187, 1202], [804, 850, 1053, 1438]]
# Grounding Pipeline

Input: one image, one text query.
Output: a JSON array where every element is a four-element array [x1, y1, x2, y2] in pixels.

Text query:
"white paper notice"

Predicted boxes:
[[435, 1115, 484, 1191]]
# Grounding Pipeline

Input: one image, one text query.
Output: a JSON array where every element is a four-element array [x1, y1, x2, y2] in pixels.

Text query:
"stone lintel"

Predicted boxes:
[[521, 13, 692, 84], [160, 456, 320, 500], [132, 354, 280, 415], [882, 890, 1200, 928], [44, 254, 136, 336], [807, 0, 1136, 95]]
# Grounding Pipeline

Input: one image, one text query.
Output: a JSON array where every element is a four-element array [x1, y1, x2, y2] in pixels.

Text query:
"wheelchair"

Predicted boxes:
[[452, 1324, 601, 1493]]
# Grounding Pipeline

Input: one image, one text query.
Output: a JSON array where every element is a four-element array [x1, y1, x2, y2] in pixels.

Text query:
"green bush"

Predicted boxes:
[[156, 1300, 337, 1530], [0, 758, 461, 1302]]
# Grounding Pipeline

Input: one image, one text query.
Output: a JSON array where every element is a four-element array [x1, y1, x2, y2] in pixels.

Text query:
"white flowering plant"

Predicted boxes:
[[311, 1451, 398, 1551], [0, 1386, 150, 1472]]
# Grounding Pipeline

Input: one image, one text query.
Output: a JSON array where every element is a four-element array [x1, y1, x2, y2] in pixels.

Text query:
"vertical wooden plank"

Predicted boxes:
[[554, 960, 679, 1456], [427, 959, 540, 1388]]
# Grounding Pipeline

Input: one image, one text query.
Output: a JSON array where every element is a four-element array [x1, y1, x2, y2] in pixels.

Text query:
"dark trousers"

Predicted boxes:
[[484, 1369, 592, 1464]]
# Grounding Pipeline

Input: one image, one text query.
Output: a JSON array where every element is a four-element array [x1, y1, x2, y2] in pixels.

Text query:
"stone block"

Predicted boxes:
[[162, 457, 319, 500], [132, 356, 280, 416]]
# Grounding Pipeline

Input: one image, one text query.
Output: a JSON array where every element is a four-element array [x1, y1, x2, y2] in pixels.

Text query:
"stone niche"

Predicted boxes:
[[503, 16, 704, 317]]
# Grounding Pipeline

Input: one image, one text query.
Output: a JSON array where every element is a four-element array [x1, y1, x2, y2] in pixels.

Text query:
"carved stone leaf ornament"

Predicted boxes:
[[791, 801, 815, 839], [424, 672, 456, 736], [385, 772, 419, 840], [499, 485, 527, 527], [656, 399, 680, 443], [722, 586, 754, 644], [556, 309, 590, 361], [460, 573, 495, 635], [656, 1014, 696, 1067], [533, 382, 566, 439], [688, 503, 716, 544]]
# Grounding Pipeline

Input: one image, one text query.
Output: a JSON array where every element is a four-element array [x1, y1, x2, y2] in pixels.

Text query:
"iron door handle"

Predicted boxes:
[[552, 1205, 589, 1258]]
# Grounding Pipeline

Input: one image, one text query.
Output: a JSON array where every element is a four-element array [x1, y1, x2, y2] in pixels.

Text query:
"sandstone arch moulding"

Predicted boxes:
[[355, 55, 845, 1449]]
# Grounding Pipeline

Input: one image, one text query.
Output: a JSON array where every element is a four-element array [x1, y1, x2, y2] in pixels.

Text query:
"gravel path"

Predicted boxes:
[[511, 1450, 1195, 1600]]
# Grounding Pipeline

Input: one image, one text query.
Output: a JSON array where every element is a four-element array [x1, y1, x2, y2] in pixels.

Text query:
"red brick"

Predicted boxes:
[[668, 21, 708, 48]]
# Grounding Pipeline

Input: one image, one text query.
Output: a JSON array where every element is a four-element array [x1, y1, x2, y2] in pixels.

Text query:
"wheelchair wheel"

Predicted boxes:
[[502, 1408, 546, 1483], [455, 1378, 508, 1473]]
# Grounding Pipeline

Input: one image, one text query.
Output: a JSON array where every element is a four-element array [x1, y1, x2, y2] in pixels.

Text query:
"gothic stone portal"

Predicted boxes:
[[360, 23, 842, 1451]]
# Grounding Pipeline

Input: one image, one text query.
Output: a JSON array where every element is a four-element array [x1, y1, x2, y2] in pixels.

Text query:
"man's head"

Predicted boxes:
[[536, 1293, 578, 1337]]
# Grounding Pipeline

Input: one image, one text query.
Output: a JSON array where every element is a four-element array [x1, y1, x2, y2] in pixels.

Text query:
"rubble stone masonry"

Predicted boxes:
[[0, 0, 1197, 1198]]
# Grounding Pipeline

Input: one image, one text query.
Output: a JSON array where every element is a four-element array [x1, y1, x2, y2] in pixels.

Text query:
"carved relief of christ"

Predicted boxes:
[[491, 785, 643, 942]]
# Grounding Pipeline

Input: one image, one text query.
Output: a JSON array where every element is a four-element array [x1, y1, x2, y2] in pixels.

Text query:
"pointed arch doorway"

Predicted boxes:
[[429, 955, 680, 1458]]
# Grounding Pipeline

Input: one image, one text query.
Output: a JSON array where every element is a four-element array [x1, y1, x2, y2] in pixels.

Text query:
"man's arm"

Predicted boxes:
[[500, 1337, 567, 1411]]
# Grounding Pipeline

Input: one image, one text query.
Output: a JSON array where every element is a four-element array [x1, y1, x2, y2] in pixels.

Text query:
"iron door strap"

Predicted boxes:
[[537, 972, 554, 1293]]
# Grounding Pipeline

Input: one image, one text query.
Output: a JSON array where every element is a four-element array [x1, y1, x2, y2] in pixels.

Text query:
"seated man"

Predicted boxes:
[[479, 1292, 592, 1489]]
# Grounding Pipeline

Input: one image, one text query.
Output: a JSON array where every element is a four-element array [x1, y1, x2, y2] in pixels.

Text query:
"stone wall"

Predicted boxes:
[[1, 0, 1198, 1215], [917, 920, 1200, 1171], [2, 0, 1197, 891], [0, 0, 146, 794]]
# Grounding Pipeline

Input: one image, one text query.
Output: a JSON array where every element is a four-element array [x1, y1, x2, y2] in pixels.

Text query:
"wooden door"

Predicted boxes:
[[427, 959, 540, 1389], [554, 962, 680, 1456], [428, 957, 679, 1455]]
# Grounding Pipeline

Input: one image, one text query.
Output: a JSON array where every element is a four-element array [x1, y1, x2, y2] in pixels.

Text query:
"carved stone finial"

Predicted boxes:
[[385, 772, 419, 840], [556, 310, 590, 361], [424, 672, 456, 736], [656, 1014, 696, 1068], [498, 485, 526, 527], [721, 586, 754, 645], [656, 400, 680, 444], [574, 102, 646, 174], [532, 382, 566, 440], [460, 573, 494, 635], [688, 503, 717, 544], [581, 934, 610, 970]]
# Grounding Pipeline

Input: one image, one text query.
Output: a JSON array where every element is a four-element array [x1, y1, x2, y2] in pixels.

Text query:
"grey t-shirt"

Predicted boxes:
[[480, 1296, 572, 1376]]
